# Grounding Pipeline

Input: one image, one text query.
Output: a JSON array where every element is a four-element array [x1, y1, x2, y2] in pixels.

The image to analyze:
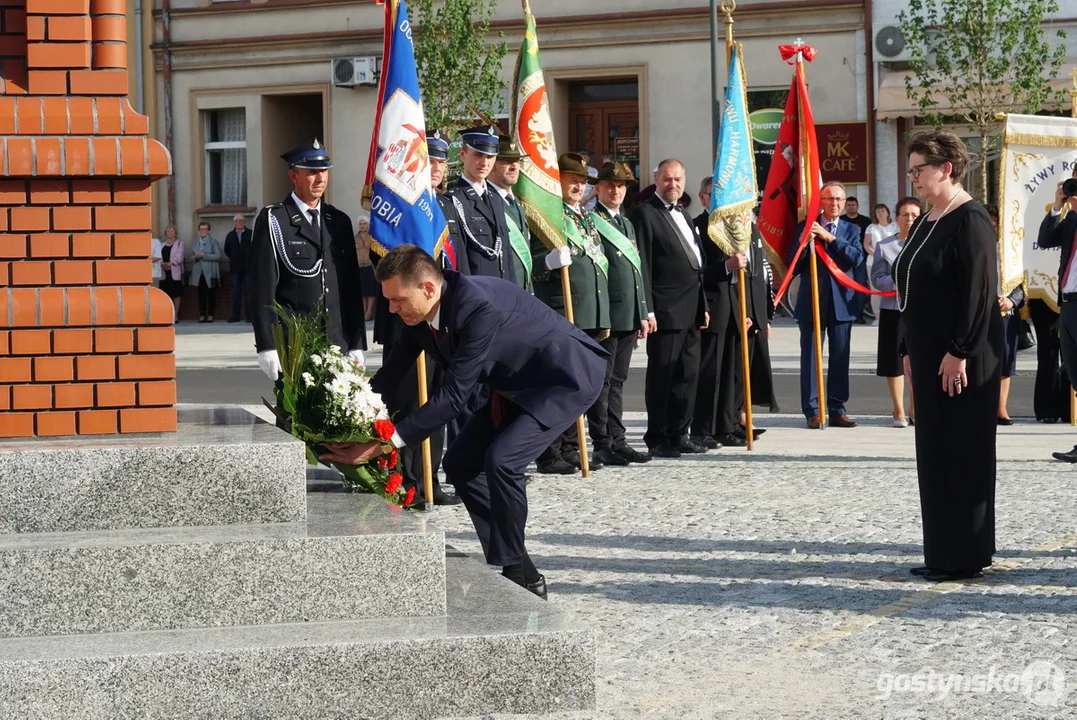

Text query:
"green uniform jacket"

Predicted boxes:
[[499, 189, 535, 294], [530, 209, 610, 332], [593, 203, 649, 333]]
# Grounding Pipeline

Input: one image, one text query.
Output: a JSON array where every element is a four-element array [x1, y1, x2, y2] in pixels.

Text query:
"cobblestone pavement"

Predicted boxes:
[[417, 412, 1077, 720]]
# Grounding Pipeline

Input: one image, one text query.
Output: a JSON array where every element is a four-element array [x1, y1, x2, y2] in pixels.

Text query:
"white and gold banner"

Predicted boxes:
[[999, 114, 1077, 310]]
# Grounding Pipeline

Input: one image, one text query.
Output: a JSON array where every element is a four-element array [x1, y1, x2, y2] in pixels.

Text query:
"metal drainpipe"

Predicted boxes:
[[162, 0, 176, 226], [710, 0, 720, 159], [134, 0, 144, 113]]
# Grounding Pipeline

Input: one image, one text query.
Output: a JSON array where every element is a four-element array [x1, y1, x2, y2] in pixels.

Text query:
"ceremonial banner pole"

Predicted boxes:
[[796, 41, 826, 430], [720, 0, 754, 450], [513, 0, 589, 476], [416, 353, 435, 504], [363, 0, 451, 504]]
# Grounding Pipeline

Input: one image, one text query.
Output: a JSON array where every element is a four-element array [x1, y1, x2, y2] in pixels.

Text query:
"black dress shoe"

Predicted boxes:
[[614, 445, 652, 463], [997, 416, 1014, 426], [594, 447, 630, 466], [432, 490, 462, 506], [908, 566, 933, 576], [922, 569, 983, 582], [228, 318, 240, 323], [690, 434, 720, 450], [650, 443, 681, 458], [675, 438, 707, 454], [564, 453, 603, 471], [716, 432, 746, 447], [537, 458, 576, 474], [1051, 447, 1077, 463], [526, 574, 548, 600], [737, 426, 765, 440]]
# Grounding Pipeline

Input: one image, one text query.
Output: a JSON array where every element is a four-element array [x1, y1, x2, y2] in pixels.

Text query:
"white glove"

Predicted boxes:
[[545, 246, 573, 270], [258, 350, 281, 380], [347, 349, 366, 367]]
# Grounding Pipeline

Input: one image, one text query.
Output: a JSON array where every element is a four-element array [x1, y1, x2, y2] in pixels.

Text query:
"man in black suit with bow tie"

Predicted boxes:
[[629, 158, 710, 458]]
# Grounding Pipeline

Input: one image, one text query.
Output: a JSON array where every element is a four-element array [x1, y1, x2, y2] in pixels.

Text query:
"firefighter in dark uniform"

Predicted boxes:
[[369, 129, 464, 506], [488, 135, 534, 294], [444, 124, 516, 282], [530, 152, 610, 474], [249, 139, 366, 385], [591, 161, 653, 466]]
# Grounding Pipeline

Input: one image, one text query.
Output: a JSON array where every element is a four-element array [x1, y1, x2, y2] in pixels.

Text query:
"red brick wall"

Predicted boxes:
[[0, 0, 174, 438]]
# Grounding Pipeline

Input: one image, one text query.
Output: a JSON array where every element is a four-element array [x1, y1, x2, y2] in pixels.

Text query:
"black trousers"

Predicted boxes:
[[443, 400, 568, 566], [644, 326, 701, 447], [591, 331, 636, 451], [1030, 299, 1064, 421], [230, 271, 247, 321], [197, 276, 217, 317], [539, 328, 605, 464], [382, 342, 447, 495], [692, 316, 738, 438]]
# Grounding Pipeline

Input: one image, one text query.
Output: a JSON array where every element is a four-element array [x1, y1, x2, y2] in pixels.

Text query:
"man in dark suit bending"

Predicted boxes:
[[629, 158, 710, 458], [322, 245, 607, 598]]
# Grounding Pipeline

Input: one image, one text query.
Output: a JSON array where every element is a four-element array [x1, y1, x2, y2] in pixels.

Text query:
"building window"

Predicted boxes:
[[204, 108, 247, 206]]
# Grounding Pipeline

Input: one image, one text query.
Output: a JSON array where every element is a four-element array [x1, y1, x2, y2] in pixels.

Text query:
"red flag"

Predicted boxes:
[[759, 61, 820, 301]]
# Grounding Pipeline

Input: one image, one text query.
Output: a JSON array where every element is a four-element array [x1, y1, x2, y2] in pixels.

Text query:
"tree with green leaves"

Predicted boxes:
[[410, 0, 508, 136], [898, 0, 1067, 201]]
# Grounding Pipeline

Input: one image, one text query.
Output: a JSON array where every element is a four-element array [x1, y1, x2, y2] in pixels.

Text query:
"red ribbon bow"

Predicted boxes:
[[779, 44, 817, 64]]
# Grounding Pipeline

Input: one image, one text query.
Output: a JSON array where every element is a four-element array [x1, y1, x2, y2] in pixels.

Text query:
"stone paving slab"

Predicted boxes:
[[391, 410, 1077, 719]]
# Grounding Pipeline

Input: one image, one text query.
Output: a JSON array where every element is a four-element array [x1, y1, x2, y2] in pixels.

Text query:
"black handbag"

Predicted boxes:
[[1018, 320, 1035, 351]]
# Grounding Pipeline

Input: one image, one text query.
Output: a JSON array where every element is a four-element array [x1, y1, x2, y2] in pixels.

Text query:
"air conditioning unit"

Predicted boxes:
[[873, 25, 910, 63], [332, 57, 378, 87]]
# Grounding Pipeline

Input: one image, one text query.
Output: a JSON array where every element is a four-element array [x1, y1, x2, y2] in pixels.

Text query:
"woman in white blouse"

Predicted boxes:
[[864, 203, 899, 257]]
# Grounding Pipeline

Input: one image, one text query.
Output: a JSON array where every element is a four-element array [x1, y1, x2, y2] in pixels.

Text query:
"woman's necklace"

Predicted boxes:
[[897, 191, 961, 312]]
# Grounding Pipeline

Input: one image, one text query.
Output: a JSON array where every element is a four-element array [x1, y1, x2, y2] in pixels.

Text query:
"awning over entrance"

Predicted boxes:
[[875, 66, 1077, 120]]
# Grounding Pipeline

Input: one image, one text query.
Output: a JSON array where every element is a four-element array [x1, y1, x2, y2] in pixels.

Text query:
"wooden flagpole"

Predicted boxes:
[[560, 266, 591, 477], [796, 42, 826, 430], [721, 0, 754, 451], [416, 351, 435, 504]]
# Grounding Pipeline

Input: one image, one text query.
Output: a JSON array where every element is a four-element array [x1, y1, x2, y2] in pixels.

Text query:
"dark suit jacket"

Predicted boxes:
[[1038, 210, 1077, 301], [248, 195, 366, 353], [371, 271, 608, 445], [445, 178, 516, 283], [790, 216, 865, 323], [694, 211, 734, 336], [224, 227, 252, 273], [629, 196, 707, 330]]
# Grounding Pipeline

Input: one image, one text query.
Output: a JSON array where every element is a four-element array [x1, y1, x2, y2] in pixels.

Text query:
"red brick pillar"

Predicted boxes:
[[0, 0, 175, 438]]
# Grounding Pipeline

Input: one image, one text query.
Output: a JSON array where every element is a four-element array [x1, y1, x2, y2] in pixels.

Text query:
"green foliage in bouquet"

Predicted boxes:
[[266, 303, 415, 508]]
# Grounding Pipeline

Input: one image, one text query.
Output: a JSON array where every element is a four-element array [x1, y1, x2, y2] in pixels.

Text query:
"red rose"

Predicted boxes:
[[385, 473, 403, 494], [374, 419, 395, 441], [403, 487, 416, 506], [388, 450, 399, 469], [377, 456, 388, 469]]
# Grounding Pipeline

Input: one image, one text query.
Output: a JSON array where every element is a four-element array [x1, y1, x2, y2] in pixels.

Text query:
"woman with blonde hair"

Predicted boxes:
[[354, 214, 377, 321], [159, 224, 185, 322]]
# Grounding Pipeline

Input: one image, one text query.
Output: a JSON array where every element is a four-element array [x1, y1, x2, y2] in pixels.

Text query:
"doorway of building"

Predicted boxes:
[[260, 93, 324, 204], [567, 79, 640, 182]]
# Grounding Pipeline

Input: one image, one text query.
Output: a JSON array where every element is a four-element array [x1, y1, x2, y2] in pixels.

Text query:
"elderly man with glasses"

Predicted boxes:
[[789, 180, 866, 429]]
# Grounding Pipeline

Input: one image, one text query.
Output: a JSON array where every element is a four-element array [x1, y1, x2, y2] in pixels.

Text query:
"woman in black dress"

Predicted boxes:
[[893, 131, 1005, 582]]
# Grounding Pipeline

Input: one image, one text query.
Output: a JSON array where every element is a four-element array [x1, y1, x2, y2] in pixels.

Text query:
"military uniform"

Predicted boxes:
[[490, 135, 535, 294], [248, 142, 365, 357], [533, 153, 610, 473], [586, 162, 652, 464], [444, 125, 516, 283]]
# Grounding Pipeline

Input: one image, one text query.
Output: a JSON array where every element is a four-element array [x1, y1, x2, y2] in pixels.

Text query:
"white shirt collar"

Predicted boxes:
[[598, 201, 621, 217], [428, 304, 441, 331], [291, 192, 323, 226], [462, 174, 486, 197], [565, 202, 583, 214], [491, 183, 513, 201]]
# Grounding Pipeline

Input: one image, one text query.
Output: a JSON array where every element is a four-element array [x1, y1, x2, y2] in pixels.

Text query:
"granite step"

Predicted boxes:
[[0, 552, 596, 720], [0, 407, 307, 534], [0, 493, 445, 638]]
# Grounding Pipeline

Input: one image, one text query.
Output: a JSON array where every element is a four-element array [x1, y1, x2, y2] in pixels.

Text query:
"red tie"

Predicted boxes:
[[490, 392, 505, 427], [1062, 228, 1077, 289]]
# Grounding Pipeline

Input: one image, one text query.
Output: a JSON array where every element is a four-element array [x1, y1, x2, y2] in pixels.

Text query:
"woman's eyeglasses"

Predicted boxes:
[[906, 163, 933, 180]]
